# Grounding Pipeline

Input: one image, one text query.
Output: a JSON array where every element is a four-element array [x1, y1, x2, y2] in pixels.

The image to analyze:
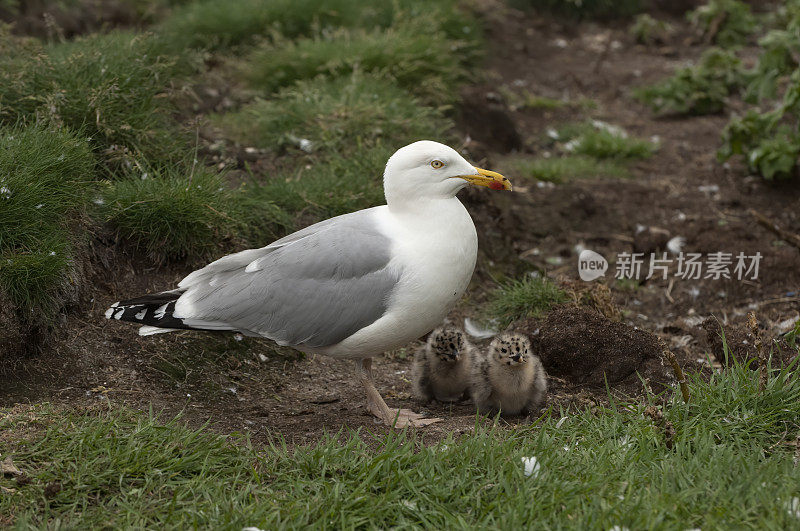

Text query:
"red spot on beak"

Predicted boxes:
[[488, 180, 504, 190]]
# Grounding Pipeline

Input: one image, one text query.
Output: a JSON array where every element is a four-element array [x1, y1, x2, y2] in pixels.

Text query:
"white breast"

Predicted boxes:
[[319, 198, 478, 358]]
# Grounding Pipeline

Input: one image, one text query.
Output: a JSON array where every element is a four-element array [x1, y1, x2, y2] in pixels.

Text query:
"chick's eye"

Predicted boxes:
[[430, 159, 444, 169]]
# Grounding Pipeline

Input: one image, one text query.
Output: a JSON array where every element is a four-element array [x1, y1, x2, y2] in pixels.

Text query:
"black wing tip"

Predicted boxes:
[[104, 291, 187, 329]]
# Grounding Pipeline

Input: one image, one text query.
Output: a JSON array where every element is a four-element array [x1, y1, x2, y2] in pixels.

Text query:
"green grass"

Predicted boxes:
[[486, 275, 567, 327], [157, 0, 479, 52], [558, 121, 658, 160], [0, 124, 95, 319], [0, 30, 188, 168], [247, 145, 391, 223], [3, 360, 800, 528], [215, 74, 451, 156], [508, 155, 628, 183], [244, 22, 476, 105], [99, 165, 243, 263], [635, 47, 744, 115]]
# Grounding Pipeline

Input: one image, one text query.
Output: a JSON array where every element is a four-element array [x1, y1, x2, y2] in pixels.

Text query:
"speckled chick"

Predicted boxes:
[[471, 332, 547, 417], [412, 326, 476, 402]]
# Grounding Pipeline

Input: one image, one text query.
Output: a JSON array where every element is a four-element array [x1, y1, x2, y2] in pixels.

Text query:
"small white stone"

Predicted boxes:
[[786, 497, 800, 519], [521, 456, 540, 478], [298, 138, 313, 153]]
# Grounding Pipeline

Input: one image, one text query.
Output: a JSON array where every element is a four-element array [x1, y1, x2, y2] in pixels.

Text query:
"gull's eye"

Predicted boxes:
[[430, 159, 445, 169]]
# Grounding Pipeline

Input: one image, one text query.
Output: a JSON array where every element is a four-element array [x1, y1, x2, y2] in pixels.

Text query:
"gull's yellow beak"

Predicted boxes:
[[454, 167, 512, 191]]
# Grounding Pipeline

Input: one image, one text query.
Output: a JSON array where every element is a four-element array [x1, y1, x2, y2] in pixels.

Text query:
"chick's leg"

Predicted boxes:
[[356, 358, 441, 428]]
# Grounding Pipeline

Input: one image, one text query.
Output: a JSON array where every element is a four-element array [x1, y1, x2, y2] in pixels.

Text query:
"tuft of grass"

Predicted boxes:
[[508, 155, 628, 183], [248, 145, 391, 222], [243, 23, 476, 105], [232, 182, 295, 248], [630, 13, 673, 45], [499, 88, 598, 112], [215, 74, 451, 156], [3, 359, 800, 528], [558, 121, 657, 160], [100, 165, 242, 263], [688, 0, 758, 48], [516, 93, 567, 110], [486, 275, 567, 327], [0, 124, 95, 319], [0, 30, 188, 168], [158, 0, 479, 52], [635, 47, 744, 115]]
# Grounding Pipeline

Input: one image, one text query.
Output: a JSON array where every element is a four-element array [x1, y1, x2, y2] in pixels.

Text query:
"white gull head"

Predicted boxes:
[[383, 140, 511, 207]]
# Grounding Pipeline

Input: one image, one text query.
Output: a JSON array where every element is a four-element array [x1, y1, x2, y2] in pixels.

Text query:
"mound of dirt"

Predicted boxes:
[[524, 306, 663, 386]]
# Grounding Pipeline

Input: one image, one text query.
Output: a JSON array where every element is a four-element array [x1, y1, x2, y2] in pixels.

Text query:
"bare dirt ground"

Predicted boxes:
[[2, 5, 798, 446]]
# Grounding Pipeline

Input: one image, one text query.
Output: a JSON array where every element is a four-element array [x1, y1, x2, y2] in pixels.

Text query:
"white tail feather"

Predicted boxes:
[[139, 325, 179, 336]]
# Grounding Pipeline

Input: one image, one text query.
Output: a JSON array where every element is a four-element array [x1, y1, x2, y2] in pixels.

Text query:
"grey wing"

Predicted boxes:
[[173, 208, 400, 348]]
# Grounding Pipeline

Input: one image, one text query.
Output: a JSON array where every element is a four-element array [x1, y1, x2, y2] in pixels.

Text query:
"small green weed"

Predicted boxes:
[[688, 0, 758, 47], [720, 69, 800, 180], [635, 47, 744, 115], [743, 23, 800, 102], [716, 3, 800, 179]]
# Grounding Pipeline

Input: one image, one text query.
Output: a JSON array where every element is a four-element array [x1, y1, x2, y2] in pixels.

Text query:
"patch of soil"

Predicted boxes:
[[702, 317, 798, 369], [456, 91, 523, 154]]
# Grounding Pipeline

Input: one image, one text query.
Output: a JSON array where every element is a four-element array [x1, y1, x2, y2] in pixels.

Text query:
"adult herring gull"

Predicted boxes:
[[105, 140, 512, 427]]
